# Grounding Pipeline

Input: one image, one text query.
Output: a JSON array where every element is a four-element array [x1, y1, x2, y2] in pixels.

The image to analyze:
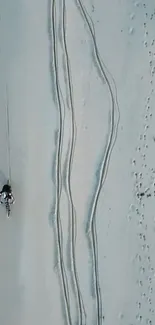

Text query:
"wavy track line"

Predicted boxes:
[[75, 0, 120, 239], [75, 1, 120, 325], [49, 1, 72, 324], [60, 1, 87, 324]]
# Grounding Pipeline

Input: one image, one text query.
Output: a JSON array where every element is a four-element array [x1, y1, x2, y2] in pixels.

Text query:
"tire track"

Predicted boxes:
[[49, 1, 72, 324], [74, 1, 120, 325], [5, 85, 12, 183], [60, 1, 86, 324]]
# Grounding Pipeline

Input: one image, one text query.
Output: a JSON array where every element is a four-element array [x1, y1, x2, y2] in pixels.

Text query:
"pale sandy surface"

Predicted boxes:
[[0, 1, 155, 325]]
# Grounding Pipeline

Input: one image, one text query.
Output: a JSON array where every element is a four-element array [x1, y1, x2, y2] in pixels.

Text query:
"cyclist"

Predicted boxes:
[[0, 184, 15, 205]]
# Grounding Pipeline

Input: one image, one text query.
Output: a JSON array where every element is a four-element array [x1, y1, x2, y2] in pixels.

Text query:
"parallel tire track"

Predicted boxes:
[[60, 1, 86, 325], [50, 1, 72, 324], [75, 1, 120, 325]]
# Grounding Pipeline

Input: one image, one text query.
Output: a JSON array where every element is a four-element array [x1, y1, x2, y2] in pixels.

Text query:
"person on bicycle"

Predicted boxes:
[[0, 184, 15, 205]]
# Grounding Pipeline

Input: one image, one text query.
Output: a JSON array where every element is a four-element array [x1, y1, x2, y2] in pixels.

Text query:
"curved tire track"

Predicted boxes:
[[75, 1, 120, 325], [49, 1, 72, 324], [60, 1, 86, 325]]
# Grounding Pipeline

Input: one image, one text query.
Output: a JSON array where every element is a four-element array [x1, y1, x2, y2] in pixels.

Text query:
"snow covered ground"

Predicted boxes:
[[0, 0, 155, 324]]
